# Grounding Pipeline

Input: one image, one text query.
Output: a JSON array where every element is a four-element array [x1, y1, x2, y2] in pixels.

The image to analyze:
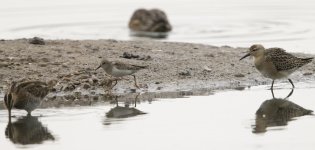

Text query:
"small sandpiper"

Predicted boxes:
[[4, 81, 54, 119], [95, 59, 147, 89], [240, 44, 313, 89]]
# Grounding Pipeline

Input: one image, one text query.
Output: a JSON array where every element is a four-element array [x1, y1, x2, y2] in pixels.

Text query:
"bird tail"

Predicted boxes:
[[301, 57, 314, 64]]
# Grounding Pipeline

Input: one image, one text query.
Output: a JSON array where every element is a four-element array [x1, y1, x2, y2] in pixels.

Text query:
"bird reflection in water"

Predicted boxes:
[[5, 116, 55, 145], [253, 89, 313, 133], [104, 93, 146, 125]]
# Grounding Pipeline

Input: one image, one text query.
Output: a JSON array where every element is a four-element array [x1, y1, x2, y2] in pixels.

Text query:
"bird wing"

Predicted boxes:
[[17, 81, 49, 99], [112, 61, 147, 70], [265, 48, 299, 71]]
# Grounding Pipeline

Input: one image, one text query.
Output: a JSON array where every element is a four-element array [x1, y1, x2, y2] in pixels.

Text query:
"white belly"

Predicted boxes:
[[109, 67, 134, 77]]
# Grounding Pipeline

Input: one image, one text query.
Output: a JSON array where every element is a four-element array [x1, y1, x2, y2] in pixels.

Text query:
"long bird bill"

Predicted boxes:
[[240, 53, 250, 60], [95, 65, 101, 70]]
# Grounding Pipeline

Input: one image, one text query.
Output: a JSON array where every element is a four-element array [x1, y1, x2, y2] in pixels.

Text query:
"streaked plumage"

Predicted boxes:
[[96, 59, 147, 88], [240, 44, 313, 89], [265, 47, 313, 72], [4, 81, 52, 118]]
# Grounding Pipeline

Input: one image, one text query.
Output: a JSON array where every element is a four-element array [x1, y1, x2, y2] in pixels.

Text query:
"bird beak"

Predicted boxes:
[[240, 53, 250, 60], [95, 65, 101, 71]]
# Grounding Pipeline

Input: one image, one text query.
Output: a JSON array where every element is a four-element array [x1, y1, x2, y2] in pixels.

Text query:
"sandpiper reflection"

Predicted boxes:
[[104, 94, 146, 125], [253, 89, 313, 133], [5, 116, 55, 145]]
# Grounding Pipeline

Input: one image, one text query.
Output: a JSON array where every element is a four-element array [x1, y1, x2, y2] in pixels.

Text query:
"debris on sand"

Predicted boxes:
[[29, 37, 45, 45]]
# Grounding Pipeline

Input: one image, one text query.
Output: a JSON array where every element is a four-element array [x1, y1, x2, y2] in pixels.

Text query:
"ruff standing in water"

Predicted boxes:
[[4, 81, 53, 118], [240, 44, 313, 89], [96, 59, 147, 89]]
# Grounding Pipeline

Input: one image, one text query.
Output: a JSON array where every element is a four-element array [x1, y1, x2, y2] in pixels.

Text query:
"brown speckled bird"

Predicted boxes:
[[240, 44, 313, 89], [4, 81, 53, 118]]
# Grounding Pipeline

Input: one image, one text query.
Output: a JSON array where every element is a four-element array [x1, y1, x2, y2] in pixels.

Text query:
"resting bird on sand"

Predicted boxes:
[[240, 44, 313, 89], [96, 59, 147, 89], [4, 81, 54, 118]]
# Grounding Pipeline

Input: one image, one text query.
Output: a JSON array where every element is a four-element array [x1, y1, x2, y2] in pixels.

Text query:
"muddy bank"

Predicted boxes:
[[0, 39, 314, 98]]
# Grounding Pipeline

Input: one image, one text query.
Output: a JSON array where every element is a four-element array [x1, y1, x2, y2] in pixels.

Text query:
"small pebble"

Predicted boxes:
[[303, 72, 313, 76], [83, 83, 91, 89], [63, 83, 76, 91], [155, 81, 161, 84], [29, 37, 45, 45], [179, 70, 191, 76], [234, 73, 245, 78]]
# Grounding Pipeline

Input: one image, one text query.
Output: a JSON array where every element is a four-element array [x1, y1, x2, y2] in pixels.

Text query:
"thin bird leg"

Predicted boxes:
[[27, 112, 31, 117], [8, 110, 11, 122], [110, 80, 118, 89], [132, 75, 140, 89], [271, 88, 275, 99], [134, 93, 140, 107], [288, 79, 295, 89], [115, 95, 119, 107], [271, 80, 275, 90]]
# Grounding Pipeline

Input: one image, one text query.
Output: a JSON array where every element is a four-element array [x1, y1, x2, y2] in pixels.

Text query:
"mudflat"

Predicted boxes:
[[0, 39, 314, 96]]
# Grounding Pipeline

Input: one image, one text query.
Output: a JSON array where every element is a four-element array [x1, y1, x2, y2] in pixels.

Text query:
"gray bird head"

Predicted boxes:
[[95, 59, 111, 71], [240, 44, 265, 60]]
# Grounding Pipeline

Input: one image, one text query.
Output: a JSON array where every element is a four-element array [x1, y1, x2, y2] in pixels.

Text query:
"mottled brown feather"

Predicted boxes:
[[23, 82, 49, 98], [265, 48, 312, 71]]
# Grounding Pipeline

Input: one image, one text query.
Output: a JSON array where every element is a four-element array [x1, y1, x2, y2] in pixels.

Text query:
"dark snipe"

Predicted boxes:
[[4, 80, 55, 119]]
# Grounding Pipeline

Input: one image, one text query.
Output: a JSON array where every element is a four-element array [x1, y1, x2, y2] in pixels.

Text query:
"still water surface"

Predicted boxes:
[[0, 84, 315, 150], [1, 0, 315, 53]]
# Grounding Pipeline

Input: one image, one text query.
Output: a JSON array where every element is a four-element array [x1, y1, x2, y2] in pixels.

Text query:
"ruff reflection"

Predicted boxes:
[[104, 94, 146, 125], [5, 116, 55, 145], [253, 89, 313, 133]]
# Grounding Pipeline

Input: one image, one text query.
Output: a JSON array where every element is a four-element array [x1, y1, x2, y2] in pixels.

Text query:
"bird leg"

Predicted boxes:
[[288, 79, 295, 89], [134, 93, 140, 107], [271, 80, 275, 90], [110, 80, 118, 89], [8, 110, 11, 122], [5, 94, 13, 121], [27, 112, 32, 117], [132, 75, 140, 89], [115, 95, 119, 107], [271, 88, 275, 98]]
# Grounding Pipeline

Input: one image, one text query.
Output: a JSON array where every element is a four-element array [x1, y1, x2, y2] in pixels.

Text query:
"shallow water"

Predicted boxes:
[[1, 83, 315, 150], [1, 0, 315, 53]]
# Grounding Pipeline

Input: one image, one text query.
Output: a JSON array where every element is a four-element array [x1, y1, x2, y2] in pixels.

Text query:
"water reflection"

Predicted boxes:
[[253, 89, 313, 133], [104, 94, 146, 125], [5, 116, 55, 145], [0, 89, 213, 109]]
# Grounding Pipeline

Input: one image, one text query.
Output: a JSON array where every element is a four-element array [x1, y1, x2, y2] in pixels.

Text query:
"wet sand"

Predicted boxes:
[[0, 39, 314, 97]]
